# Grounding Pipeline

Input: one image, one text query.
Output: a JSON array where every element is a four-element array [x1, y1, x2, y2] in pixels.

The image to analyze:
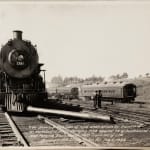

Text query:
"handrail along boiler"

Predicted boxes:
[[0, 31, 47, 112]]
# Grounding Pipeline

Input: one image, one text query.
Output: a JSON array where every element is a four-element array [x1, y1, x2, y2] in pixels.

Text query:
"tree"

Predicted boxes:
[[51, 76, 63, 85], [63, 76, 84, 85], [120, 72, 128, 79], [145, 73, 149, 77], [109, 75, 118, 80], [109, 72, 128, 80], [116, 74, 120, 79], [84, 75, 104, 83]]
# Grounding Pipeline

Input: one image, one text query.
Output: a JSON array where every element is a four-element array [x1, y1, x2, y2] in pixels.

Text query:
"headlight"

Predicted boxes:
[[8, 49, 28, 69]]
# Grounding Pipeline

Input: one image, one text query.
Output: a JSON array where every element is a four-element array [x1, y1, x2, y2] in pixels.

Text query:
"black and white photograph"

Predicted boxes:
[[0, 0, 150, 149]]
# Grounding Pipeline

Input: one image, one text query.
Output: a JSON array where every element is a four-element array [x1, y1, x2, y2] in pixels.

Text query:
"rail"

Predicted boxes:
[[5, 112, 29, 147], [38, 115, 99, 147]]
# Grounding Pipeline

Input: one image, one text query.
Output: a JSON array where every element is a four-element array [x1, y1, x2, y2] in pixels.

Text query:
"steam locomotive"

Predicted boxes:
[[0, 31, 111, 121], [0, 31, 47, 112]]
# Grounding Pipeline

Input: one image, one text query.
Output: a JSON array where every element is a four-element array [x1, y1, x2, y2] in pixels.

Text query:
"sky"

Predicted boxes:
[[0, 1, 150, 81]]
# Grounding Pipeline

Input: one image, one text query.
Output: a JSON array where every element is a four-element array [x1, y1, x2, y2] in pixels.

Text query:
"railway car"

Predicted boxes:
[[48, 86, 79, 100], [79, 82, 136, 102], [0, 31, 47, 112]]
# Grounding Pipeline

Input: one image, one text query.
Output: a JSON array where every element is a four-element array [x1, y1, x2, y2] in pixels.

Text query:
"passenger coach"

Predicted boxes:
[[79, 82, 136, 102]]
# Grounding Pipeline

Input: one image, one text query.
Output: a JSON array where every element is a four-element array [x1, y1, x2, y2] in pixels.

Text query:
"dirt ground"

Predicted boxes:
[[60, 97, 150, 147]]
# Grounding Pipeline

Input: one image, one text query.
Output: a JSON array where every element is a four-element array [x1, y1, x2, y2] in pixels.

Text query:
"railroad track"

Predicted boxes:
[[0, 99, 149, 147], [101, 106, 150, 126], [0, 111, 27, 147], [1, 110, 149, 147], [41, 114, 150, 147], [0, 106, 129, 147], [61, 99, 150, 126], [104, 104, 150, 116], [0, 110, 102, 147], [37, 115, 118, 146], [11, 114, 99, 147]]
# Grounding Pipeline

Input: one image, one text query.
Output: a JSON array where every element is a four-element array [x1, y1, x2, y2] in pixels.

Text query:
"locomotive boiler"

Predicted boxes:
[[0, 31, 47, 112]]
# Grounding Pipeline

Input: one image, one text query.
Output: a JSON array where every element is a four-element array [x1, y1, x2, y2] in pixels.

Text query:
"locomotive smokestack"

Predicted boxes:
[[13, 30, 22, 40]]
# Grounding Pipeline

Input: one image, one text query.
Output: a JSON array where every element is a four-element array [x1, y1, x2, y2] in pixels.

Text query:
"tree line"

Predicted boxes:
[[50, 72, 129, 86]]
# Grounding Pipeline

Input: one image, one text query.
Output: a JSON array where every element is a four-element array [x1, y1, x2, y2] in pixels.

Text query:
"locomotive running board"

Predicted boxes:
[[26, 106, 114, 122]]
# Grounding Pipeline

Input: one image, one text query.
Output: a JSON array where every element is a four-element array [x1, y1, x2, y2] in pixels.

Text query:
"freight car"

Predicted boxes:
[[79, 82, 136, 102], [0, 31, 47, 112]]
